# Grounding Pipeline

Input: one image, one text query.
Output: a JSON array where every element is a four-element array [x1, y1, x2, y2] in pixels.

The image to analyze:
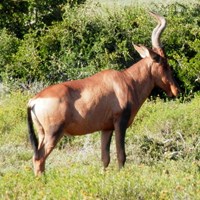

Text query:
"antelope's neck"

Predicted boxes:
[[124, 58, 155, 107]]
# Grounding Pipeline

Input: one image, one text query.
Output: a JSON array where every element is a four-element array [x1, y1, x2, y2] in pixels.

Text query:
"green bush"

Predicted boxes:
[[0, 29, 19, 81], [4, 33, 42, 82], [163, 3, 200, 94], [0, 1, 199, 95]]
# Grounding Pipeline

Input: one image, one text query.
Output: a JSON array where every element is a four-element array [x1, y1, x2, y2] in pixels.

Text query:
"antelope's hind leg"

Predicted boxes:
[[101, 130, 113, 169], [33, 124, 64, 176]]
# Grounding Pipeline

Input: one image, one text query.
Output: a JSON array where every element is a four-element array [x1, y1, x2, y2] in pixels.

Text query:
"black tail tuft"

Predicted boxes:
[[27, 106, 38, 158]]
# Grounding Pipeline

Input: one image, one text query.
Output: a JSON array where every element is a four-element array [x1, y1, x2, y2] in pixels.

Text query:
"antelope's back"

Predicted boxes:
[[31, 69, 130, 135]]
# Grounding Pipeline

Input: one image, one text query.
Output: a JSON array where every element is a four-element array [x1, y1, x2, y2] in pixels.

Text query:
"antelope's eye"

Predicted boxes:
[[154, 54, 161, 63]]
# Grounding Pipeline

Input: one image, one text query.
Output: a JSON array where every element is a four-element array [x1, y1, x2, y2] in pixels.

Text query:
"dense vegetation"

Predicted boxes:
[[0, 0, 199, 95], [0, 0, 199, 199]]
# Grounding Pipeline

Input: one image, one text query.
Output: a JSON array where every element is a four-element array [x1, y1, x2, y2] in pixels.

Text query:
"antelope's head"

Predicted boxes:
[[134, 12, 180, 97]]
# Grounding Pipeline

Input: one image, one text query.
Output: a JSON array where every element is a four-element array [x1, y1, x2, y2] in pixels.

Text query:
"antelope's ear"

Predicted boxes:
[[133, 44, 160, 61], [133, 44, 149, 58]]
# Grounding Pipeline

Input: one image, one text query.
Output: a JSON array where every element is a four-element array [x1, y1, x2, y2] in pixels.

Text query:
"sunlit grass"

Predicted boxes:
[[95, 0, 199, 6], [0, 90, 199, 199], [1, 159, 199, 199]]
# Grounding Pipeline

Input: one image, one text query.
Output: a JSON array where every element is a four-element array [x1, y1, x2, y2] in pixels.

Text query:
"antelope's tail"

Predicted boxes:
[[27, 105, 38, 158]]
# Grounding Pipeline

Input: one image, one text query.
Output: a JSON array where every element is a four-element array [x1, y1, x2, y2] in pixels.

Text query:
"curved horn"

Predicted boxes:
[[150, 11, 166, 49]]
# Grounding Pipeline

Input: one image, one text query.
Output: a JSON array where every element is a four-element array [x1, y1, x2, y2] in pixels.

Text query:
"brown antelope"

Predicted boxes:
[[27, 12, 180, 175]]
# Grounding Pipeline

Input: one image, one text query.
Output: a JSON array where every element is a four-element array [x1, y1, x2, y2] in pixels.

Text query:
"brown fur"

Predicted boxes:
[[27, 12, 180, 175]]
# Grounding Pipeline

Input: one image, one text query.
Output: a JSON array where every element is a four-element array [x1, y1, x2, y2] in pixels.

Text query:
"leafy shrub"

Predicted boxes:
[[0, 0, 87, 38], [0, 2, 199, 96], [0, 29, 19, 81], [163, 3, 200, 94], [4, 33, 41, 82]]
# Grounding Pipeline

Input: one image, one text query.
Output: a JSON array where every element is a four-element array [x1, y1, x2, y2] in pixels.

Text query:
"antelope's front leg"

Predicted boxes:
[[114, 106, 131, 169], [101, 130, 113, 169], [114, 122, 127, 169]]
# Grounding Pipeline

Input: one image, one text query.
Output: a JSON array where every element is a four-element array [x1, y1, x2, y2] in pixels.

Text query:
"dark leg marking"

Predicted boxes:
[[114, 103, 132, 169]]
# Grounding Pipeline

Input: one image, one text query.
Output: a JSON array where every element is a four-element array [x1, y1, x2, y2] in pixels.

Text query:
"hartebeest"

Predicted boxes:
[[27, 12, 180, 175]]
